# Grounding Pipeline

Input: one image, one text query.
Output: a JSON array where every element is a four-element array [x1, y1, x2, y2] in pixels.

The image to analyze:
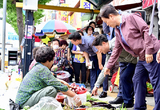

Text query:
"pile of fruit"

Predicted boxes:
[[57, 72, 65, 76], [70, 83, 87, 94]]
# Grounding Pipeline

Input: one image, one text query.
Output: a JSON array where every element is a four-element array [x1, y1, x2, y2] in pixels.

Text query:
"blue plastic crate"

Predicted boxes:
[[69, 83, 86, 88]]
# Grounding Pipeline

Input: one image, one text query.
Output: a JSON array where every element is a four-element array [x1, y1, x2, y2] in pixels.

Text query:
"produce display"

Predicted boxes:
[[86, 107, 108, 110], [82, 102, 92, 107], [62, 84, 115, 110], [86, 93, 98, 101], [70, 83, 87, 94], [57, 72, 65, 76]]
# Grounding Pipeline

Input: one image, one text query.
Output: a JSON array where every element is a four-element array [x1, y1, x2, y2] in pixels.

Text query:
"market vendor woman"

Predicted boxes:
[[15, 47, 81, 108]]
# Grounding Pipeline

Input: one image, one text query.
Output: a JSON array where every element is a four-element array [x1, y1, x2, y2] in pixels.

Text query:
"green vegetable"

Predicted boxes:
[[120, 103, 127, 110], [86, 107, 108, 110], [86, 93, 98, 101], [82, 102, 92, 107], [86, 93, 91, 99], [23, 106, 30, 110], [94, 100, 108, 104], [146, 82, 153, 92]]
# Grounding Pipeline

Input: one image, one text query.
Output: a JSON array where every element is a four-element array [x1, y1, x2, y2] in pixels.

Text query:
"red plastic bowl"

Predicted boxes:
[[56, 95, 65, 103], [75, 108, 86, 110]]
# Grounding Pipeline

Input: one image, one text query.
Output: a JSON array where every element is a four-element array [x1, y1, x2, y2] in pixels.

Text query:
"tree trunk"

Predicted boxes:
[[16, 7, 24, 47]]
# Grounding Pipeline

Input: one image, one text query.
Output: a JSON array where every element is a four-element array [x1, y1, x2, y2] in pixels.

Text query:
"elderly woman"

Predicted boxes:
[[85, 25, 94, 38], [51, 39, 66, 71], [15, 47, 81, 108]]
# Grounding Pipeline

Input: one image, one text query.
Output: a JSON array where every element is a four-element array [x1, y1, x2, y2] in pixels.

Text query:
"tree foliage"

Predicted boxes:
[[0, 0, 51, 37]]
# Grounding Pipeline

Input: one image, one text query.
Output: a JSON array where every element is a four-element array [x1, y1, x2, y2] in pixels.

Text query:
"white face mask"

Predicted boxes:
[[53, 45, 59, 50]]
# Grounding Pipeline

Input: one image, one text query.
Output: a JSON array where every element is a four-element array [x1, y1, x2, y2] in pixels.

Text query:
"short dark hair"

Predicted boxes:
[[78, 31, 84, 36], [60, 40, 68, 46], [93, 32, 99, 36], [48, 41, 51, 43], [85, 26, 94, 33], [99, 4, 119, 18], [52, 39, 60, 45], [35, 47, 55, 63], [147, 21, 155, 28], [92, 34, 108, 46], [158, 32, 160, 37], [89, 21, 96, 27], [32, 47, 39, 59], [68, 32, 81, 41]]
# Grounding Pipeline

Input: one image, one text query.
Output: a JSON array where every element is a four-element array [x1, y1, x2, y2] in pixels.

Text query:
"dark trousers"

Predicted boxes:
[[101, 54, 108, 91], [133, 53, 160, 110], [117, 62, 136, 104], [89, 54, 107, 91], [65, 67, 74, 83], [74, 62, 86, 83], [90, 55, 99, 90]]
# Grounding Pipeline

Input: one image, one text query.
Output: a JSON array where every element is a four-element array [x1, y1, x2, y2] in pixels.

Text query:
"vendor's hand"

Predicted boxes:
[[92, 86, 98, 96], [73, 95, 82, 107], [99, 64, 103, 70], [145, 54, 153, 63], [156, 49, 160, 63], [51, 65, 58, 71], [104, 68, 110, 76]]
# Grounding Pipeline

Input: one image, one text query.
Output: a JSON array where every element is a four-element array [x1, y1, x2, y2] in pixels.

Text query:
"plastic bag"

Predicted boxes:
[[9, 99, 19, 110], [55, 71, 71, 79], [29, 97, 63, 110]]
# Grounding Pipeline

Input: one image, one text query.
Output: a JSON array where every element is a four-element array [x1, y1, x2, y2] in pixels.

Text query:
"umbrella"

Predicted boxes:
[[36, 20, 77, 33]]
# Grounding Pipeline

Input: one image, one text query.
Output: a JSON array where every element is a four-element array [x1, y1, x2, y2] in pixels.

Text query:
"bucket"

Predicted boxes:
[[55, 71, 70, 83], [67, 89, 87, 107]]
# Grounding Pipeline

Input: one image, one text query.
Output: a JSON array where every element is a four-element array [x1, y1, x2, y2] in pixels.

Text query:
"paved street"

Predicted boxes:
[[0, 79, 155, 110]]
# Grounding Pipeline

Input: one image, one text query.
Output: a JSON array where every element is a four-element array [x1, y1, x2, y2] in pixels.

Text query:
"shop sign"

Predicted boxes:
[[80, 0, 93, 16], [142, 0, 158, 9], [60, 4, 68, 23]]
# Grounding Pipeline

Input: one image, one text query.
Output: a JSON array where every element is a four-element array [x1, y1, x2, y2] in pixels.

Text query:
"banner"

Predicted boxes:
[[80, 0, 93, 16], [142, 0, 158, 9], [70, 13, 82, 29], [60, 4, 68, 23], [56, 11, 61, 20]]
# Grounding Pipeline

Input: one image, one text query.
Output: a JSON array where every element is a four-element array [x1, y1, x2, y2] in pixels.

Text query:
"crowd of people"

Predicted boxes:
[[15, 4, 160, 110]]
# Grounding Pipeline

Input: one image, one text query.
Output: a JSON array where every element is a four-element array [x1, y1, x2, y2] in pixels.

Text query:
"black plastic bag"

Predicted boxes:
[[9, 99, 19, 110]]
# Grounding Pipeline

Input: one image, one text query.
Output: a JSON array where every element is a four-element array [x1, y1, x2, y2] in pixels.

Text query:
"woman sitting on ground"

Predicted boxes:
[[15, 47, 81, 108]]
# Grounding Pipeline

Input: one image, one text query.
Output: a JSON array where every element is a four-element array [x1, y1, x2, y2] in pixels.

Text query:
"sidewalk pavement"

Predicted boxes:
[[86, 83, 155, 110], [0, 80, 155, 110]]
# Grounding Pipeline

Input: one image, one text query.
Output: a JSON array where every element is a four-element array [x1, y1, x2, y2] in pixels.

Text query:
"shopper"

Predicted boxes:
[[92, 35, 137, 108], [99, 4, 160, 110], [68, 32, 103, 91], [51, 39, 66, 71]]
